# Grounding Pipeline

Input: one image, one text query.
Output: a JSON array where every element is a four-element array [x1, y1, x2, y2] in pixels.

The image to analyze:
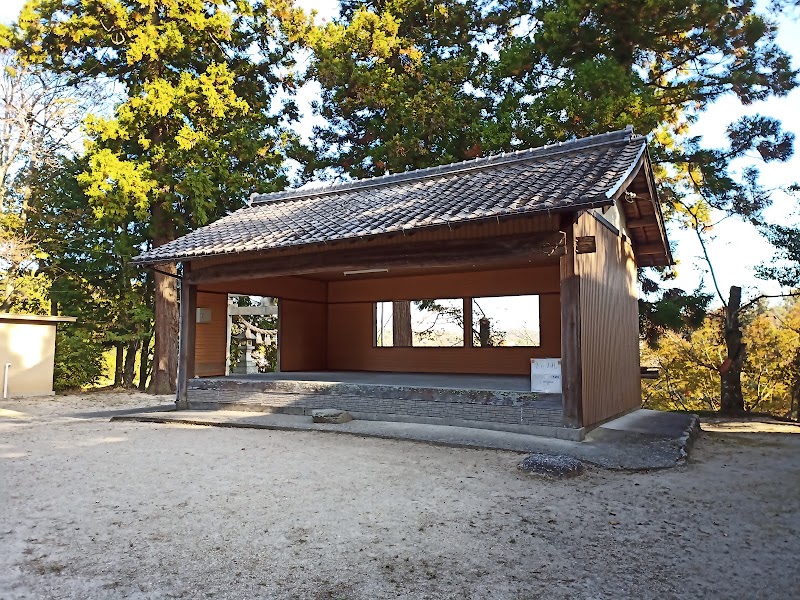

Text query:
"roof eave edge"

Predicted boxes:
[[641, 147, 675, 266], [605, 141, 647, 201], [128, 204, 606, 266]]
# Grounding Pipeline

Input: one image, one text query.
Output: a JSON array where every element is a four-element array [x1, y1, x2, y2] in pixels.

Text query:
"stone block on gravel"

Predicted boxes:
[[519, 453, 584, 478], [312, 409, 353, 424]]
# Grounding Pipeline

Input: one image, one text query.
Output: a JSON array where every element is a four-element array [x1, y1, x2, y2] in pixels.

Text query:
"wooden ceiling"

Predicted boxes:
[[622, 164, 672, 267]]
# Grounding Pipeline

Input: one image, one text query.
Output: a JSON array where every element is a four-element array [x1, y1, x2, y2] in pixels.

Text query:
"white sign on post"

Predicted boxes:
[[530, 358, 562, 394]]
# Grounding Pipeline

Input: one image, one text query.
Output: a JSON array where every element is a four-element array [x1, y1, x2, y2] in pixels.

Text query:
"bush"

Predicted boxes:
[[54, 324, 106, 391]]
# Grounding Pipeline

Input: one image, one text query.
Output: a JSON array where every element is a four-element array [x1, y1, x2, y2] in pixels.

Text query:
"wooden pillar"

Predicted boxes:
[[176, 262, 197, 409], [463, 297, 473, 347], [560, 215, 583, 427], [392, 300, 412, 347]]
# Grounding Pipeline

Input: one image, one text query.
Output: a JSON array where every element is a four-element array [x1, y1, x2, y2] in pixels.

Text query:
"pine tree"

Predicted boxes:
[[286, 0, 490, 179]]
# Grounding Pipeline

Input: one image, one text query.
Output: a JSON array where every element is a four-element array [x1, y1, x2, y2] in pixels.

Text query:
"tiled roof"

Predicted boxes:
[[134, 127, 648, 264]]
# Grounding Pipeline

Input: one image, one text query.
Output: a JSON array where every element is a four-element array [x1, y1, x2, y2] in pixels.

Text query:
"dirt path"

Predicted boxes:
[[1, 394, 798, 599]]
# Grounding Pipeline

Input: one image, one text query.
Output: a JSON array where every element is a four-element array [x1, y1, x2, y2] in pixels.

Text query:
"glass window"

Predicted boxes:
[[374, 299, 464, 347], [471, 295, 540, 347]]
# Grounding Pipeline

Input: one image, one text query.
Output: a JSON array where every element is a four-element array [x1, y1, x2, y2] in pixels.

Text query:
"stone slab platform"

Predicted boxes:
[[112, 408, 700, 470]]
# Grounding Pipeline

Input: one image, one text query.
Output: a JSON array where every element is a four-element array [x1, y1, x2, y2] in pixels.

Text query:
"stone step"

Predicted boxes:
[[312, 409, 353, 424]]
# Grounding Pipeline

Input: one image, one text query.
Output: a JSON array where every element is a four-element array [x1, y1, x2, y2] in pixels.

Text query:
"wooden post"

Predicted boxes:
[[392, 301, 412, 347], [176, 262, 197, 409], [560, 216, 583, 428], [463, 297, 473, 347]]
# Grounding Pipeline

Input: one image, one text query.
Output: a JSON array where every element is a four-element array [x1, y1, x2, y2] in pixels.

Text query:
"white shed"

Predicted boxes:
[[0, 313, 77, 399]]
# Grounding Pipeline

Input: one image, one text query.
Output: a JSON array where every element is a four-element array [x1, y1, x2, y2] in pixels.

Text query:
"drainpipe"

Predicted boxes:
[[3, 363, 10, 399]]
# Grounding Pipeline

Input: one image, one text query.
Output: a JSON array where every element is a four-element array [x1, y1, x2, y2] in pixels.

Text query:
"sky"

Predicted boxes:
[[2, 0, 798, 305]]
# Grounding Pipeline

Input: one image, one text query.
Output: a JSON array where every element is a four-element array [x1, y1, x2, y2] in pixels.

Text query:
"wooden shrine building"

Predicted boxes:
[[133, 127, 671, 439]]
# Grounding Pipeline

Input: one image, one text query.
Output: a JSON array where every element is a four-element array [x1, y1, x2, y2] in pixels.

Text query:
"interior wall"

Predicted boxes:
[[280, 300, 328, 371], [198, 264, 562, 376], [327, 265, 561, 376], [575, 213, 642, 427], [199, 275, 329, 374], [0, 321, 56, 397], [194, 292, 229, 377]]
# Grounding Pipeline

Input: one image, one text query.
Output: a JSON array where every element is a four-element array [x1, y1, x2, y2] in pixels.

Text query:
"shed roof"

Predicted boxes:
[[134, 127, 665, 265], [0, 313, 77, 324]]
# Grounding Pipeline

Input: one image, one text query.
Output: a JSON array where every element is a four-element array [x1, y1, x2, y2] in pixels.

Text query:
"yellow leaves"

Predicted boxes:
[[196, 63, 249, 118], [399, 46, 423, 65], [142, 78, 178, 118], [673, 193, 712, 227], [315, 7, 405, 62], [643, 302, 800, 415], [78, 149, 156, 222], [127, 23, 177, 64], [175, 124, 204, 150], [84, 114, 124, 142]]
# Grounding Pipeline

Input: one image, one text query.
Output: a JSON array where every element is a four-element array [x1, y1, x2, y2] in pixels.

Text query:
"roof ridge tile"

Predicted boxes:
[[251, 126, 639, 206]]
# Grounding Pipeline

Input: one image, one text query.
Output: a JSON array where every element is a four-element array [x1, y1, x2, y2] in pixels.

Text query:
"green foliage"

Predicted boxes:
[[288, 0, 490, 178], [758, 188, 800, 286], [54, 323, 106, 391], [296, 0, 796, 174], [639, 287, 713, 348], [489, 0, 795, 144], [22, 156, 154, 387]]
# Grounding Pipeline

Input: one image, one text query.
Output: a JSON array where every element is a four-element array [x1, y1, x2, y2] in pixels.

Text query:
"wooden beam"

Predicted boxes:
[[176, 263, 197, 409], [560, 217, 583, 428], [188, 232, 566, 285], [228, 305, 278, 316], [635, 242, 668, 255], [624, 217, 654, 228]]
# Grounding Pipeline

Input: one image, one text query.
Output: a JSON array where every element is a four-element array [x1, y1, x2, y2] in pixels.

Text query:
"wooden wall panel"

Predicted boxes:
[[280, 300, 328, 371], [575, 214, 641, 427], [328, 264, 560, 303], [326, 266, 562, 376], [194, 292, 228, 377]]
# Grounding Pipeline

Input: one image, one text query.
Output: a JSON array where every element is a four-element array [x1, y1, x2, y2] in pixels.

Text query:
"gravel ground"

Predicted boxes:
[[1, 393, 798, 600]]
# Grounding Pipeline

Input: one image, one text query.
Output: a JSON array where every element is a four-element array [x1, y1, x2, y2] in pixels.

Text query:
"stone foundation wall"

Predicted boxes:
[[187, 379, 567, 432]]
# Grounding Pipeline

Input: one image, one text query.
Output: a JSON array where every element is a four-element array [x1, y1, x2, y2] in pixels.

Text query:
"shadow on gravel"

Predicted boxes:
[[74, 404, 176, 419]]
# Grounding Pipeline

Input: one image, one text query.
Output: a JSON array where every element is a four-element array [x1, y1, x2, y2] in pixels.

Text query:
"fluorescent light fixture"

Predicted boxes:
[[343, 268, 389, 276]]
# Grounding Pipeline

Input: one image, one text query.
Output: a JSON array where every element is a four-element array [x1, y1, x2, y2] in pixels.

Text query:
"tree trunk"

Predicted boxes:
[[720, 285, 746, 414], [122, 340, 139, 388], [478, 317, 491, 347], [790, 346, 800, 422], [145, 113, 179, 395], [148, 263, 179, 394], [113, 343, 124, 387], [392, 301, 412, 347], [138, 332, 151, 391], [146, 183, 179, 393]]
